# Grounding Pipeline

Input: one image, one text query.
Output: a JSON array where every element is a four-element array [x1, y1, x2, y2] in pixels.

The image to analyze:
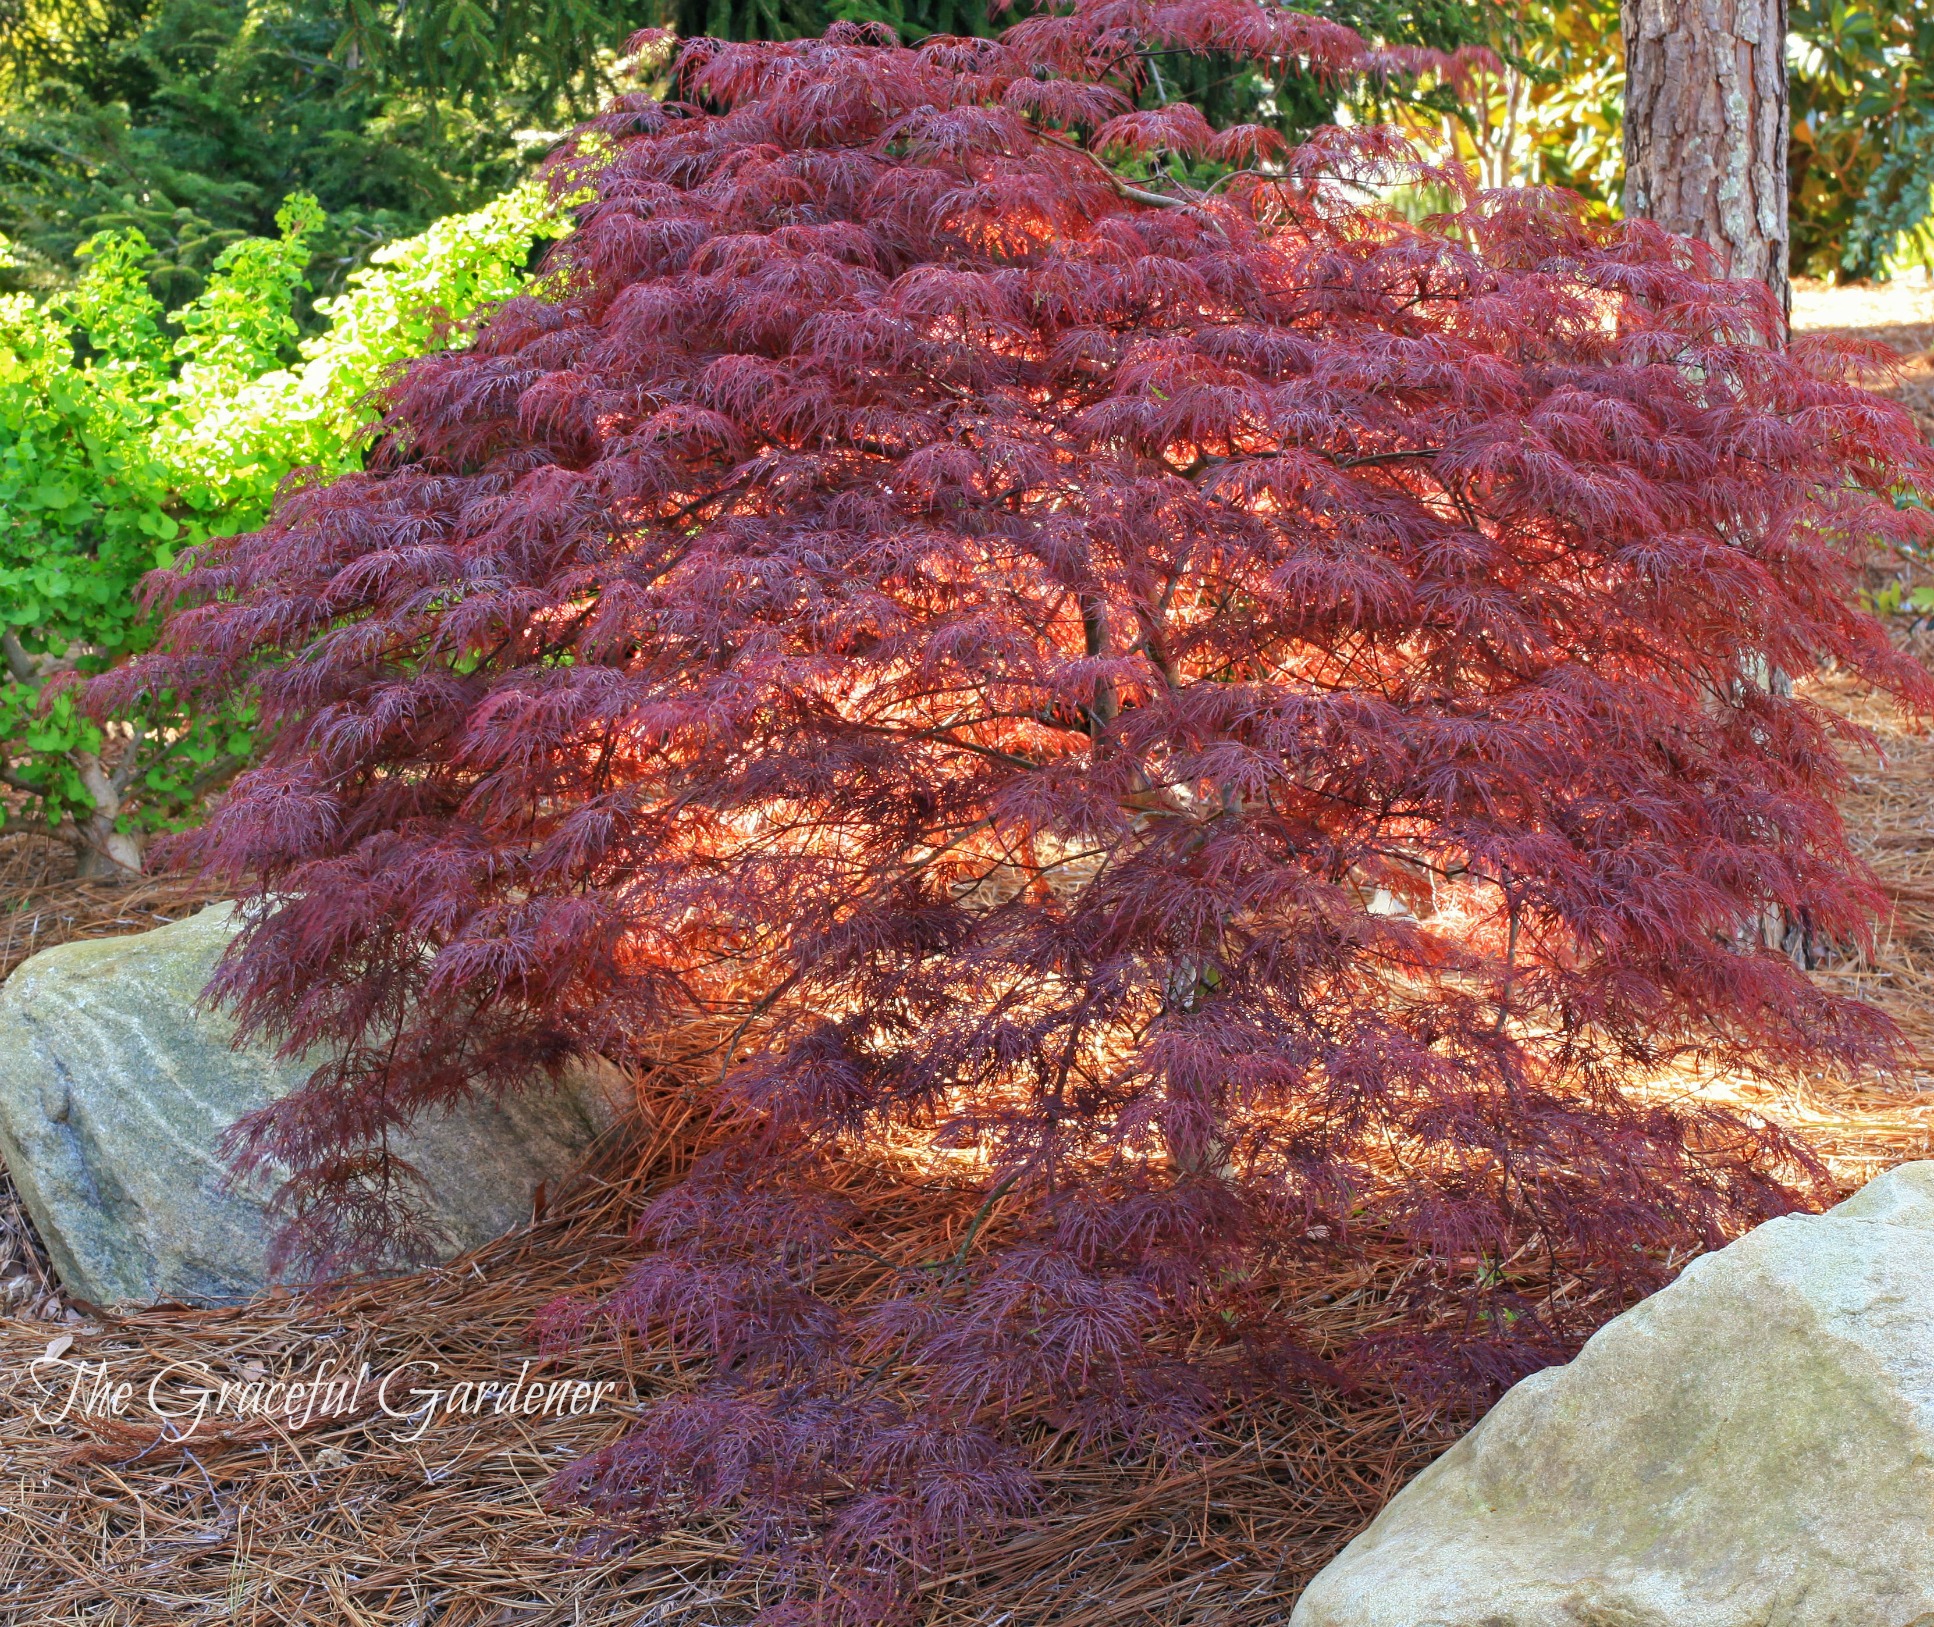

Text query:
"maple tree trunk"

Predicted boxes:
[[1622, 0, 1791, 326]]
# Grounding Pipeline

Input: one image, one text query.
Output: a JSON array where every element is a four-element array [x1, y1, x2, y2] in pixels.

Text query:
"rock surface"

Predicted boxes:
[[1291, 1160, 1934, 1627], [0, 904, 629, 1307]]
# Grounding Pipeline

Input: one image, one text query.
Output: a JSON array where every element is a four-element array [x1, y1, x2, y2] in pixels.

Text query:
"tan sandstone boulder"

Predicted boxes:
[[1292, 1160, 1934, 1627], [0, 903, 629, 1307]]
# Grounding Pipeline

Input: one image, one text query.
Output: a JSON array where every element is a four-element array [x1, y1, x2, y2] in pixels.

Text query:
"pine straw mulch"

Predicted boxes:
[[0, 1051, 1464, 1627], [0, 831, 228, 990], [1609, 657, 1934, 1191]]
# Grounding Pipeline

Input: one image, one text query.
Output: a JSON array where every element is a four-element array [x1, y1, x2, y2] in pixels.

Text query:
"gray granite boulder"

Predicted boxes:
[[1291, 1160, 1934, 1627], [0, 903, 630, 1307]]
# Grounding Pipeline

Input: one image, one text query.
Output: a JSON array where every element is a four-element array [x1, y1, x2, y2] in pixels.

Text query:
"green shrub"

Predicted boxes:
[[0, 180, 566, 876]]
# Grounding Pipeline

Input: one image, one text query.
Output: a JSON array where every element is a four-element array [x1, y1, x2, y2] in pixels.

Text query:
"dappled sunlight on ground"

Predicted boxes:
[[1794, 272, 1934, 437]]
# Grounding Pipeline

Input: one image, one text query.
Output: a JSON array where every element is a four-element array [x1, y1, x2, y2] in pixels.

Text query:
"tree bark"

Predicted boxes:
[[1622, 0, 1790, 326], [66, 748, 144, 882], [1626, 1, 1810, 965]]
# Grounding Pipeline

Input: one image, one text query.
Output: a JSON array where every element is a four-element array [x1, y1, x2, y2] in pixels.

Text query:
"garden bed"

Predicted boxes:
[[3, 284, 1934, 1627], [1, 664, 1931, 1624]]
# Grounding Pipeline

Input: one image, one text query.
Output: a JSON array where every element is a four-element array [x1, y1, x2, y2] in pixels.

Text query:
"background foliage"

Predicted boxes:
[[1400, 0, 1622, 203], [1790, 0, 1934, 279], [0, 0, 1504, 311], [9, 3, 1933, 320], [0, 0, 591, 307], [0, 179, 562, 868]]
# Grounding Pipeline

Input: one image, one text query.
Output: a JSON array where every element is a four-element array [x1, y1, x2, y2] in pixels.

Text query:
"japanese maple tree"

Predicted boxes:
[[107, 1, 1934, 1617]]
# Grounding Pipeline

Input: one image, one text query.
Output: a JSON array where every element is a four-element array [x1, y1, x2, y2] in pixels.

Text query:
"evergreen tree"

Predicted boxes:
[[0, 0, 564, 305], [0, 0, 1492, 308]]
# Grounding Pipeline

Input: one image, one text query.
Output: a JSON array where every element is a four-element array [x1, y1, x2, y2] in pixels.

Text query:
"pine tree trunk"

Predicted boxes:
[[1622, 0, 1791, 326], [1625, 0, 1805, 963]]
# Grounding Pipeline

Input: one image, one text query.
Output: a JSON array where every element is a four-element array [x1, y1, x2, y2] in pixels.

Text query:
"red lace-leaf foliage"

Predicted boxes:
[[103, 2, 1934, 1617]]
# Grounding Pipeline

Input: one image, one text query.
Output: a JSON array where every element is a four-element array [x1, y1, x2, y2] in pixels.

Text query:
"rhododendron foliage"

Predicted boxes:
[[109, 0, 1934, 1616]]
